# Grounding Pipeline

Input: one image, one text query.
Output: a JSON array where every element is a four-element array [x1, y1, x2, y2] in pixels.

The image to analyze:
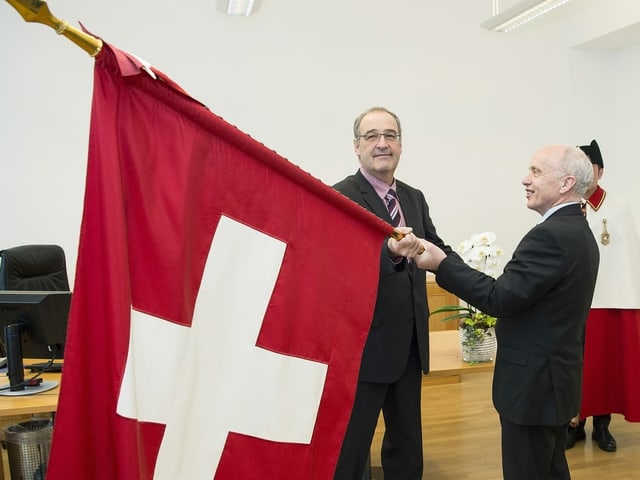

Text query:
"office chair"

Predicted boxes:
[[0, 244, 70, 360], [0, 244, 70, 291]]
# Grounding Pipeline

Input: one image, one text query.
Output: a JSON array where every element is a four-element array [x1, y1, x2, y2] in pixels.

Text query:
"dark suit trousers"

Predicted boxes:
[[500, 416, 571, 480], [334, 335, 423, 480]]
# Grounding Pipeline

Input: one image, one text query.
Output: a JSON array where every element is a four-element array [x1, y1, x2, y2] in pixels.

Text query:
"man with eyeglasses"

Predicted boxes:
[[332, 106, 452, 479]]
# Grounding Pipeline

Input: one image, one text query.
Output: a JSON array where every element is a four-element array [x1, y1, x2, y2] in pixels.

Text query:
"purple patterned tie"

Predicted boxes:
[[385, 189, 401, 227]]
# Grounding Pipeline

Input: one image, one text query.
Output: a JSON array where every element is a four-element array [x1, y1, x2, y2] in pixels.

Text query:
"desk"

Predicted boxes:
[[0, 335, 487, 412], [426, 330, 494, 385], [426, 275, 460, 332], [0, 371, 60, 480], [0, 372, 60, 417], [0, 334, 491, 410]]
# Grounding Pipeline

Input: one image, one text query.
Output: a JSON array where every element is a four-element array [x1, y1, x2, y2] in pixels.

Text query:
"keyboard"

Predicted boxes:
[[26, 362, 63, 373]]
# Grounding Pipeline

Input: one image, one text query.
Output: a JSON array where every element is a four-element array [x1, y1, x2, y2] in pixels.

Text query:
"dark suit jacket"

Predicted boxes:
[[435, 204, 599, 426], [333, 170, 452, 383]]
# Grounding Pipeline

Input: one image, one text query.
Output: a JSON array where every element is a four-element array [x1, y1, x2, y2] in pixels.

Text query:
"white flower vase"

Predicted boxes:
[[459, 326, 497, 363]]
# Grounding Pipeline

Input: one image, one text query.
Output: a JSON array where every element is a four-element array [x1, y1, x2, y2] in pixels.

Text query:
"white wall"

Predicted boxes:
[[1, 0, 639, 286]]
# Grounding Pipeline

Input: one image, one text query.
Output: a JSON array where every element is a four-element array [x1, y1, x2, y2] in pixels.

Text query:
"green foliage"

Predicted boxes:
[[430, 232, 503, 355], [431, 305, 497, 349]]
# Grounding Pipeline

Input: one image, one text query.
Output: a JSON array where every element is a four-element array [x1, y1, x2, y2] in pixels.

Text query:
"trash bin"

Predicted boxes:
[[4, 419, 53, 480]]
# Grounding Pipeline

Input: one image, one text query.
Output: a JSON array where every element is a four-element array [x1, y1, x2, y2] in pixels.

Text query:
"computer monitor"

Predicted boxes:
[[0, 290, 71, 395]]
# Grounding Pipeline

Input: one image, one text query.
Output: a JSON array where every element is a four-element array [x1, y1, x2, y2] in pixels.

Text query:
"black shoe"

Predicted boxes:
[[592, 427, 617, 452], [566, 425, 586, 450]]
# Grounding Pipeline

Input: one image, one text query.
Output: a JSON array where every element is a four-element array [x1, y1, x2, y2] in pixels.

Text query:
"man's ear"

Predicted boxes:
[[561, 176, 577, 192]]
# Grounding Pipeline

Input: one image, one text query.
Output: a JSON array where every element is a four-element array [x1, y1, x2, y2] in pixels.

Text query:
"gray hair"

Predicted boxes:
[[560, 146, 594, 197], [353, 106, 402, 138]]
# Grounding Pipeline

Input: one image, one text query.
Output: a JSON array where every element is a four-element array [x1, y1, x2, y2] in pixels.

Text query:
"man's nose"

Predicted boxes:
[[375, 136, 390, 147]]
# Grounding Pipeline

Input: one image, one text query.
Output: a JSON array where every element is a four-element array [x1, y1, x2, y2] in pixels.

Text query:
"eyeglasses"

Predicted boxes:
[[356, 132, 401, 143]]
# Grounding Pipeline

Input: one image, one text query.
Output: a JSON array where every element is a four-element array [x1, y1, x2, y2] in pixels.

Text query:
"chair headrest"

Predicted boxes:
[[0, 244, 70, 291]]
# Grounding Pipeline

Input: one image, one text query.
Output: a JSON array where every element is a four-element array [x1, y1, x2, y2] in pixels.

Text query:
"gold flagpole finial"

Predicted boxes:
[[6, 0, 103, 57]]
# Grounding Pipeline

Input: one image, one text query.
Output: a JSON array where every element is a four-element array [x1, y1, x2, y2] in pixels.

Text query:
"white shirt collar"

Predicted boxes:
[[538, 201, 579, 223]]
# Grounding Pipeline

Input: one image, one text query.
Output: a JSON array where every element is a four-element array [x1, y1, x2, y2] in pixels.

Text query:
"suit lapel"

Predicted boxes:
[[395, 184, 415, 227], [354, 171, 393, 223], [398, 182, 425, 232]]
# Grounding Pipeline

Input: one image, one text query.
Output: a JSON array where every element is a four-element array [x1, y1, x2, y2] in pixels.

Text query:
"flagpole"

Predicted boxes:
[[6, 0, 102, 57]]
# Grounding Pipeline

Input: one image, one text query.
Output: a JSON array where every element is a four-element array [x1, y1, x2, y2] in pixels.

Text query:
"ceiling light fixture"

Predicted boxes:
[[216, 0, 262, 16], [481, 0, 572, 32]]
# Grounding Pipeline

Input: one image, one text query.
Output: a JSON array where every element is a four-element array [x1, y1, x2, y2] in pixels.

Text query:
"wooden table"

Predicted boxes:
[[0, 371, 61, 417], [0, 334, 488, 414], [426, 330, 494, 385], [0, 370, 61, 480]]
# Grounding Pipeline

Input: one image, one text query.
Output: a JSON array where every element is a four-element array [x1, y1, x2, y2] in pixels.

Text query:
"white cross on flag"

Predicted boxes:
[[46, 42, 392, 479]]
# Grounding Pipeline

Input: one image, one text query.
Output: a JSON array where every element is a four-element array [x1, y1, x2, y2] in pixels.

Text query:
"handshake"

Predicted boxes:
[[388, 227, 446, 271]]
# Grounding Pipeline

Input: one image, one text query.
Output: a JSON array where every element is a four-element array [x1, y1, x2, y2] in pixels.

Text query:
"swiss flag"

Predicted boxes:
[[46, 42, 392, 479]]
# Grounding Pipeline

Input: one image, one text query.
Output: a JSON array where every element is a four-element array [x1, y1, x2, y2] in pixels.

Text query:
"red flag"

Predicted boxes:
[[47, 42, 392, 479]]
